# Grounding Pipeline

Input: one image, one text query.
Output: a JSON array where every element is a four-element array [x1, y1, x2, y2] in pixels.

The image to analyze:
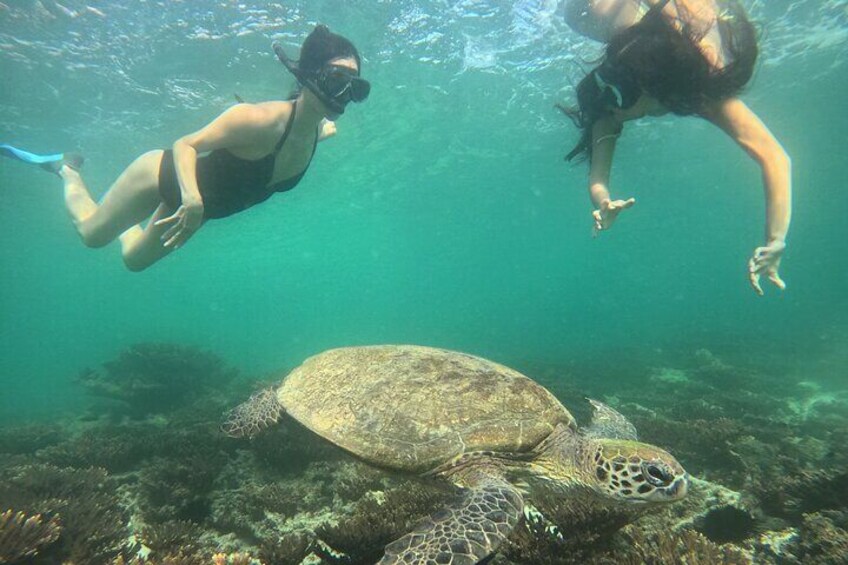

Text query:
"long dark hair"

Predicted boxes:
[[561, 0, 758, 163], [288, 25, 362, 99]]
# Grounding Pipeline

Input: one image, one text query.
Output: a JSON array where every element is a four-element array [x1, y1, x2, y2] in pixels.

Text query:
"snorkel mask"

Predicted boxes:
[[273, 41, 370, 116]]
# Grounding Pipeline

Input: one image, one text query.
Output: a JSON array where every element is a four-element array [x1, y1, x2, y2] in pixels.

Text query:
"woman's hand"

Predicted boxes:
[[592, 197, 636, 236], [320, 120, 337, 140], [154, 203, 204, 249], [748, 240, 786, 296]]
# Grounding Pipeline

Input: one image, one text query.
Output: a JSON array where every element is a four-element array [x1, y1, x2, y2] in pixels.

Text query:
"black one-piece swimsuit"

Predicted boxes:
[[158, 101, 318, 220]]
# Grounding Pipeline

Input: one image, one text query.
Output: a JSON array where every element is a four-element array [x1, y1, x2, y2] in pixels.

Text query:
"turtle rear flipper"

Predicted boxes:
[[378, 470, 523, 565], [221, 388, 283, 438]]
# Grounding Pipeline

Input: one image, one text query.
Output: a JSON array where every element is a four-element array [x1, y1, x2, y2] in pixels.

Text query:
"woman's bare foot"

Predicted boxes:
[[42, 153, 84, 176]]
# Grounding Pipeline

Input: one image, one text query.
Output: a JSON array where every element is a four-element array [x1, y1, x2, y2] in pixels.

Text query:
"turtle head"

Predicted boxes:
[[588, 439, 688, 505]]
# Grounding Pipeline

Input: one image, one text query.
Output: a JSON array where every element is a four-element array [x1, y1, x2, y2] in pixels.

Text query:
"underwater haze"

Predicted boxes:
[[2, 1, 848, 564], [1, 0, 846, 420]]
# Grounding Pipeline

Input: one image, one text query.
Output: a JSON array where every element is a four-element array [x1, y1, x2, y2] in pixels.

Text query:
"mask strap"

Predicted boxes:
[[272, 42, 347, 115], [593, 70, 624, 108]]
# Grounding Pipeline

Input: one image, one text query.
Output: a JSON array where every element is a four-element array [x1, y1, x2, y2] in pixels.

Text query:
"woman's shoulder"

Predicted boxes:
[[222, 101, 292, 129], [252, 100, 295, 120]]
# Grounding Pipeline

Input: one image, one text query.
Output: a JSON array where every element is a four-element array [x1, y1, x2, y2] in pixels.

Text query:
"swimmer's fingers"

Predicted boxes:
[[592, 210, 603, 236], [162, 230, 181, 249], [153, 212, 180, 228], [163, 219, 196, 249], [751, 246, 770, 266], [767, 271, 786, 291], [748, 259, 764, 296], [161, 218, 185, 247], [750, 250, 783, 277], [163, 228, 194, 249], [617, 197, 636, 209]]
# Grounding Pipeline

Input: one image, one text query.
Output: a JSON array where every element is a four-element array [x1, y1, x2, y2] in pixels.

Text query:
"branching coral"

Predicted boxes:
[[497, 526, 752, 564], [210, 454, 386, 552], [76, 342, 238, 417], [0, 509, 61, 563], [257, 532, 314, 565], [0, 425, 65, 457], [37, 425, 159, 472], [631, 415, 750, 479], [139, 520, 204, 556], [138, 454, 226, 523], [316, 483, 456, 564], [112, 551, 263, 565], [0, 464, 132, 563], [616, 528, 753, 564], [499, 487, 647, 564], [788, 511, 848, 564], [751, 468, 848, 521], [113, 553, 212, 565]]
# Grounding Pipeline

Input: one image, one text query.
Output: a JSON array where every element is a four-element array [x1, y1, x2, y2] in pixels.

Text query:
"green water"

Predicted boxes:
[[1, 0, 846, 424]]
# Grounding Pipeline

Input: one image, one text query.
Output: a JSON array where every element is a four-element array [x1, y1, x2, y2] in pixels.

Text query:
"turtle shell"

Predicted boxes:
[[278, 345, 575, 473]]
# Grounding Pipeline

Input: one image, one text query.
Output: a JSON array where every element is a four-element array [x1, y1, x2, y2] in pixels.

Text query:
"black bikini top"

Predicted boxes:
[[191, 100, 320, 217], [266, 100, 320, 192]]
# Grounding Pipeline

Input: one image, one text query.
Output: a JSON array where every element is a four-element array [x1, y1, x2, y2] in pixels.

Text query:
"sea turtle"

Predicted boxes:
[[223, 345, 688, 564]]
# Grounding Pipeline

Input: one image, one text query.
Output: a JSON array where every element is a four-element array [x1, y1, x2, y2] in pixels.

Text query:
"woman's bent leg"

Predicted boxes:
[[61, 150, 164, 248]]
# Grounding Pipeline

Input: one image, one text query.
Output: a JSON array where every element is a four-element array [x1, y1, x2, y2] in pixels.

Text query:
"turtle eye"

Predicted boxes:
[[642, 462, 673, 487]]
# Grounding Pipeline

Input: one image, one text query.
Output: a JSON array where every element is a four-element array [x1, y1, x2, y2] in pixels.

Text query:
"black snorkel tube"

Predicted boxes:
[[272, 41, 348, 116]]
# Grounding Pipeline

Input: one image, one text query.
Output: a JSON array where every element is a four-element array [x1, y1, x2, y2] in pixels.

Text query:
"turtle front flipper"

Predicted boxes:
[[378, 469, 523, 565], [221, 388, 283, 438], [583, 398, 638, 441]]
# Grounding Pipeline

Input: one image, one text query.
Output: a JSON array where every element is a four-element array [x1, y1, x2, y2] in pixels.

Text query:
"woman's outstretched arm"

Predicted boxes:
[[702, 97, 792, 295], [589, 115, 635, 235]]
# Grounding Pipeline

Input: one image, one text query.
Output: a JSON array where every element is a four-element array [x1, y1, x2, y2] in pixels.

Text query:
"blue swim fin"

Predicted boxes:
[[0, 143, 83, 174]]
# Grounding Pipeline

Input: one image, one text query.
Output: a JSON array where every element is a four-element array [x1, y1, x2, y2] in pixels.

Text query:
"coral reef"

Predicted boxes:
[[36, 425, 160, 472], [494, 525, 753, 564], [0, 509, 61, 563], [0, 425, 65, 457], [138, 453, 227, 523], [0, 464, 132, 563], [0, 344, 845, 563], [139, 520, 205, 556], [315, 483, 456, 564], [256, 532, 314, 565], [76, 343, 238, 418], [612, 528, 753, 565], [750, 468, 848, 522], [113, 553, 261, 565], [785, 511, 848, 564]]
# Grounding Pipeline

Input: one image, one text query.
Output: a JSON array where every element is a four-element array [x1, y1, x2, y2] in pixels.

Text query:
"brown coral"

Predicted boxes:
[[316, 483, 455, 564], [784, 511, 848, 565], [0, 509, 61, 563], [0, 424, 64, 457], [257, 532, 314, 565], [139, 520, 204, 555], [752, 468, 848, 520], [0, 464, 131, 563], [77, 342, 237, 417], [617, 529, 753, 565]]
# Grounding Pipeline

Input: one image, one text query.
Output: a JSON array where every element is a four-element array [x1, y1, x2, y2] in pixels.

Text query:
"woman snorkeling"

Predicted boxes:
[[1, 25, 369, 271], [561, 0, 791, 296]]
